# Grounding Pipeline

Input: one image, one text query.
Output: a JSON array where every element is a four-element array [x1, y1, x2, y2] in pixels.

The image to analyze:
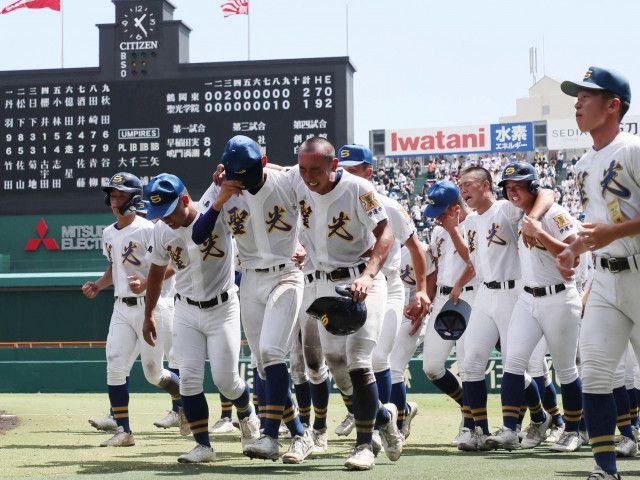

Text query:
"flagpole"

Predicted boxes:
[[60, 0, 64, 67], [247, 3, 250, 60]]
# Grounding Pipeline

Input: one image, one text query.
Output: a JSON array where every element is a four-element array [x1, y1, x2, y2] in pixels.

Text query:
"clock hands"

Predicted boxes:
[[134, 13, 148, 37]]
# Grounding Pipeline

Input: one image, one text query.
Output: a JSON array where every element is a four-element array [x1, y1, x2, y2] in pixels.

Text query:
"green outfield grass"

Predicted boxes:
[[0, 393, 637, 479]]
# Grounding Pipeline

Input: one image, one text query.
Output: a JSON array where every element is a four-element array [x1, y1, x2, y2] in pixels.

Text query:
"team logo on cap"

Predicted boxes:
[[112, 175, 123, 184], [320, 314, 329, 327], [340, 150, 350, 158], [504, 166, 516, 176], [150, 194, 162, 204], [426, 197, 436, 205], [235, 169, 247, 174], [584, 69, 593, 80]]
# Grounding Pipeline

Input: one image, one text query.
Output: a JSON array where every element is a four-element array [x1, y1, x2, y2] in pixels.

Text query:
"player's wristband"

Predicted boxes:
[[191, 208, 220, 244]]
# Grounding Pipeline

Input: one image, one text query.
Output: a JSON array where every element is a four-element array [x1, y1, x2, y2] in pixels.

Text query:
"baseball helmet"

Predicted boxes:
[[102, 172, 143, 216], [306, 284, 367, 336], [434, 298, 471, 341], [497, 161, 539, 199], [221, 135, 264, 190]]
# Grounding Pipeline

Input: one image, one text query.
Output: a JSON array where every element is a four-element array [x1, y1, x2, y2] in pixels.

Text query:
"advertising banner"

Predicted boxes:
[[547, 115, 640, 150]]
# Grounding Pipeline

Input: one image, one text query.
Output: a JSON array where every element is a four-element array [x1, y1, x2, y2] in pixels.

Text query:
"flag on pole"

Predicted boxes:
[[220, 0, 248, 17], [1, 0, 60, 14]]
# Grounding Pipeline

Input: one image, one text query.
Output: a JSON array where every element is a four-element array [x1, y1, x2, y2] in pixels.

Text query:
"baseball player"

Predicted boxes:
[[336, 144, 430, 453], [141, 173, 260, 463], [456, 166, 555, 450], [421, 181, 479, 448], [556, 66, 640, 480], [483, 162, 584, 453], [192, 136, 314, 463], [82, 172, 181, 447], [285, 136, 404, 470], [388, 241, 436, 439]]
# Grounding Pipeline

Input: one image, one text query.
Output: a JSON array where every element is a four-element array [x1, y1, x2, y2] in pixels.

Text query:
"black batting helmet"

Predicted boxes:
[[103, 172, 143, 215], [497, 162, 539, 198], [434, 298, 471, 341], [306, 284, 367, 336]]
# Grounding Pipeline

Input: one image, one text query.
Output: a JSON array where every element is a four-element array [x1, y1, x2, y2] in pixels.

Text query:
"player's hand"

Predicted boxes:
[[437, 209, 459, 232], [351, 274, 374, 302], [213, 163, 226, 186], [449, 284, 462, 305], [214, 180, 244, 209], [292, 244, 306, 270], [407, 315, 423, 337], [142, 315, 157, 346], [81, 281, 99, 299], [578, 222, 618, 251], [556, 246, 579, 280], [128, 275, 147, 294], [521, 215, 543, 246], [404, 291, 431, 322]]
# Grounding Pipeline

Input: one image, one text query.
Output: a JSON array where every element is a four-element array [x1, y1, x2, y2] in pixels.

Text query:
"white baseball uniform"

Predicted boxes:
[[102, 215, 173, 387], [423, 217, 478, 383], [373, 194, 417, 373], [200, 170, 303, 378], [147, 196, 245, 399], [575, 132, 640, 393], [504, 204, 582, 385], [463, 199, 521, 382], [287, 167, 388, 394]]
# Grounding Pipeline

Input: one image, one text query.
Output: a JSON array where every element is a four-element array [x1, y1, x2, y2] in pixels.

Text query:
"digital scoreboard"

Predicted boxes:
[[0, 0, 354, 214]]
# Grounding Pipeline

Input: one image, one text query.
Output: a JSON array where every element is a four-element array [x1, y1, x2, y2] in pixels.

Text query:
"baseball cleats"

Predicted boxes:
[[485, 426, 520, 451], [99, 426, 134, 447], [546, 423, 565, 444], [239, 413, 261, 448], [335, 413, 355, 436], [371, 430, 382, 456], [345, 444, 375, 471], [243, 434, 280, 461], [177, 444, 216, 463], [209, 417, 239, 434], [282, 430, 315, 464], [89, 414, 117, 433], [549, 430, 583, 452], [456, 427, 477, 451], [632, 425, 639, 442], [279, 422, 291, 439], [153, 410, 180, 429], [402, 402, 418, 440], [587, 465, 622, 479], [311, 427, 328, 454], [521, 413, 552, 449], [451, 419, 465, 446], [178, 407, 190, 436], [614, 435, 638, 457], [379, 403, 403, 461], [474, 427, 491, 451], [579, 430, 590, 445]]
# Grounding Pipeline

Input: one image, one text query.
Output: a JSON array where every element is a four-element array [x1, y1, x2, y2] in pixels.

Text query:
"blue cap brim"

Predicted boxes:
[[338, 160, 368, 167], [561, 80, 605, 97], [423, 204, 448, 218], [146, 197, 180, 220]]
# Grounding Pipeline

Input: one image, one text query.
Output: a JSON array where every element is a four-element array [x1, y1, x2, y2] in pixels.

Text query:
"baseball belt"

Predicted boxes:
[[315, 263, 366, 282], [115, 296, 144, 306], [484, 280, 516, 290], [523, 283, 566, 297], [175, 291, 230, 309], [439, 285, 474, 296]]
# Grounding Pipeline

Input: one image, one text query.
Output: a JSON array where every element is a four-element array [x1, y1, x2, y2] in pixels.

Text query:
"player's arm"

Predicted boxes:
[[450, 262, 476, 305], [351, 219, 393, 302], [403, 234, 431, 322], [426, 269, 438, 302], [191, 180, 243, 244], [578, 215, 640, 251], [522, 188, 555, 247], [81, 264, 113, 299], [142, 263, 168, 347], [521, 215, 577, 257]]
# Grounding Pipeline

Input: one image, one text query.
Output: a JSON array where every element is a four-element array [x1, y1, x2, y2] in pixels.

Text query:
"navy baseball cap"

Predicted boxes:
[[221, 135, 263, 190], [422, 181, 460, 218], [144, 173, 186, 220], [337, 144, 373, 167], [561, 66, 631, 104]]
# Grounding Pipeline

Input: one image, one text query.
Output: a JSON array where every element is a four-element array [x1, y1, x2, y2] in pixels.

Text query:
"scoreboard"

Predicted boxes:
[[0, 0, 354, 215]]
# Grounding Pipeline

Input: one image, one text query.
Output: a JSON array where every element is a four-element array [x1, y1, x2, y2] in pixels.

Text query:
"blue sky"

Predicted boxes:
[[1, 0, 639, 144]]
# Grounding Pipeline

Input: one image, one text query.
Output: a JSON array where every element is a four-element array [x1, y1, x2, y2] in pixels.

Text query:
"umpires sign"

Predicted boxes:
[[0, 0, 354, 215]]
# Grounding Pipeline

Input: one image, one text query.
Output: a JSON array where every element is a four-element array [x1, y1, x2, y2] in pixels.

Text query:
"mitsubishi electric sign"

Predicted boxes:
[[24, 218, 108, 252]]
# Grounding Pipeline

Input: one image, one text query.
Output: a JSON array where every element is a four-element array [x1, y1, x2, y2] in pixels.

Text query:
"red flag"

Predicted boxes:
[[220, 0, 248, 17], [1, 0, 60, 14]]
